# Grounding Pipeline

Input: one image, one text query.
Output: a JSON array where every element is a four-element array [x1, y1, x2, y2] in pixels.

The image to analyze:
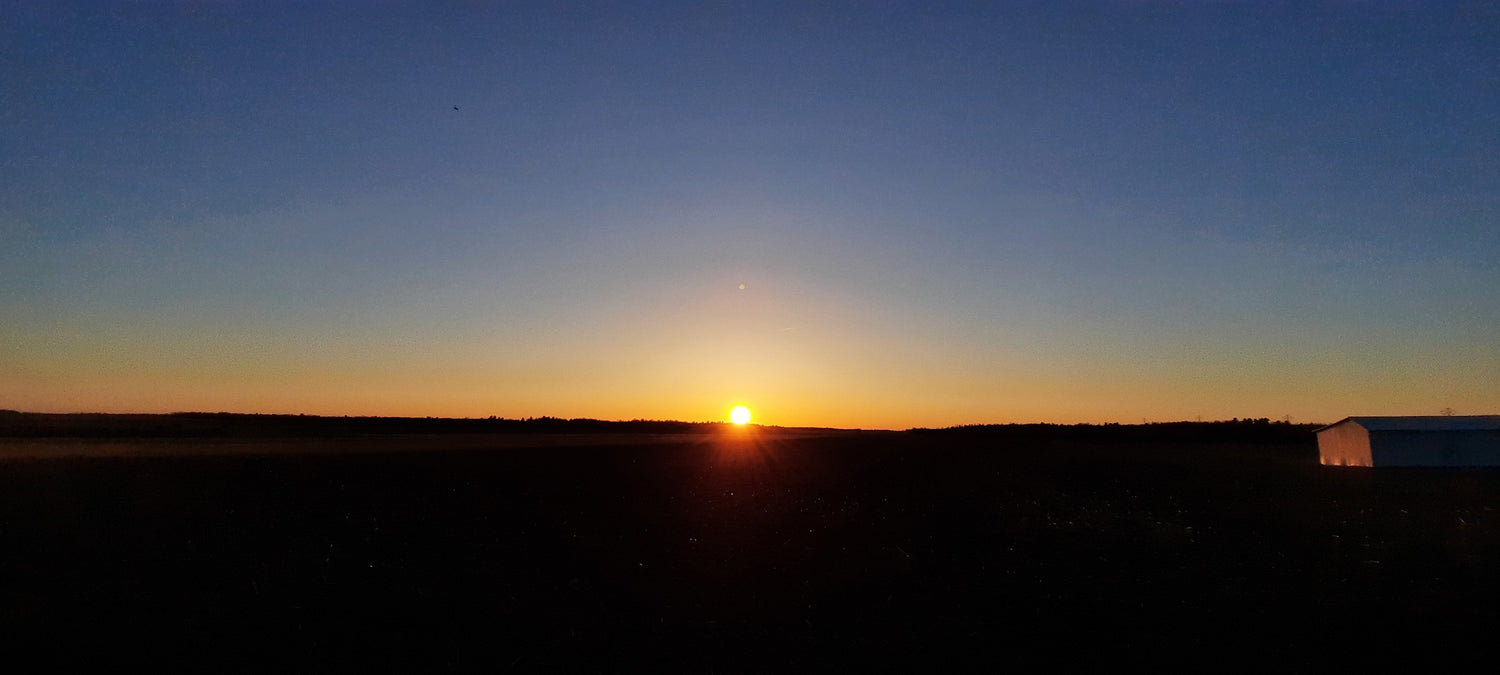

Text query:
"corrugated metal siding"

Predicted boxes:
[[1369, 430, 1500, 467]]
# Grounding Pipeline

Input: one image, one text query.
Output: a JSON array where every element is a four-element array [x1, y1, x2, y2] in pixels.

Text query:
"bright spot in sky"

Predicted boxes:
[[738, 283, 745, 290], [729, 405, 752, 425]]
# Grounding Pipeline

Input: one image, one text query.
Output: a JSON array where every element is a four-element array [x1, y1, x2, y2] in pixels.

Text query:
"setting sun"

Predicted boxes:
[[729, 405, 752, 425]]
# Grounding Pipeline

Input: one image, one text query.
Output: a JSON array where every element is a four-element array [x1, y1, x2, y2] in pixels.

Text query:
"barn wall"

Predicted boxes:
[[1318, 423, 1372, 467], [1370, 431, 1500, 467]]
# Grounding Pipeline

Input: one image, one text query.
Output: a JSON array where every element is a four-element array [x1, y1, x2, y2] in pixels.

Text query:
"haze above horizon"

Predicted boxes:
[[3, 1, 1497, 429]]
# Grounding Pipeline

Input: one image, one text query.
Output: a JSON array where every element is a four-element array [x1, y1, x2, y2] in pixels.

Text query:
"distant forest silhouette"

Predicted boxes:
[[0, 411, 715, 438], [915, 417, 1319, 444], [0, 410, 1317, 442]]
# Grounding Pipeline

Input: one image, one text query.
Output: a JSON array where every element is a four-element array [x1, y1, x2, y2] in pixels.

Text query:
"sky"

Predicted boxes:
[[2, 1, 1498, 429]]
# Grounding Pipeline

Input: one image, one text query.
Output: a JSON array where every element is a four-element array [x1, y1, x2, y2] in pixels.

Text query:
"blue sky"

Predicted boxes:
[[3, 1, 1497, 427]]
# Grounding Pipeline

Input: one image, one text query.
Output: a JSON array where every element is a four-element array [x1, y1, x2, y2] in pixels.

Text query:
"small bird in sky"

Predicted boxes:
[[453, 106, 459, 111]]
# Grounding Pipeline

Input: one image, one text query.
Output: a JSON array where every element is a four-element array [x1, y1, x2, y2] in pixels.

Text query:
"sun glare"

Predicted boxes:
[[729, 405, 752, 425]]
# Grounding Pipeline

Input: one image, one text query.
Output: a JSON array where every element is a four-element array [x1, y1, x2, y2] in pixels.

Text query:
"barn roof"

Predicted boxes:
[[1316, 416, 1500, 433]]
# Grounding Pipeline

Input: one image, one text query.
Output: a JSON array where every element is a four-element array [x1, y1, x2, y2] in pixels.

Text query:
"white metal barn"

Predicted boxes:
[[1316, 416, 1500, 467]]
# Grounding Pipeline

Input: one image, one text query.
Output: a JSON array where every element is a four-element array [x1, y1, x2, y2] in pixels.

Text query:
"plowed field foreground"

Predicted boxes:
[[2, 429, 1496, 670]]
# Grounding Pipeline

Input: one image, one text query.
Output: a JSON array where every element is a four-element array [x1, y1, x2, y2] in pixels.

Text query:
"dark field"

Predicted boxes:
[[3, 426, 1498, 671]]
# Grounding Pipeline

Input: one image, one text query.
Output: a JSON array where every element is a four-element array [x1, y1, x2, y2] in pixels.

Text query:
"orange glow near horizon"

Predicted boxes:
[[4, 337, 1496, 430]]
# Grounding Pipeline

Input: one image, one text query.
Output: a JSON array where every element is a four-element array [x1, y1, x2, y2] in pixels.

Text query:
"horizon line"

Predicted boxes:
[[0, 408, 1329, 431]]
